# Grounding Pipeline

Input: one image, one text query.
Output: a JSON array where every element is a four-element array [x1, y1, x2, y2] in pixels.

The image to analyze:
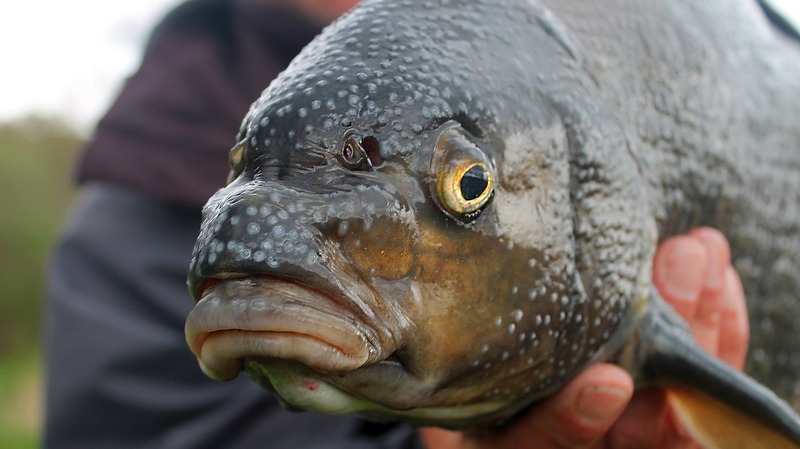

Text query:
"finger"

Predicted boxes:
[[607, 388, 667, 449], [527, 364, 632, 449], [653, 235, 708, 321], [688, 227, 730, 297], [687, 228, 732, 354], [418, 427, 462, 449], [716, 266, 749, 369], [660, 403, 703, 449], [465, 364, 632, 449], [608, 389, 701, 449]]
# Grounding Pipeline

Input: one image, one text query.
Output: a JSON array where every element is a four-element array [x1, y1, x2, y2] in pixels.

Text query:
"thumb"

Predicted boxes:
[[463, 364, 633, 449]]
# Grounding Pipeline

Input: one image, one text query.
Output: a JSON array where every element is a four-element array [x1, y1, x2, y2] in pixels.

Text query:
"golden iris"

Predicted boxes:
[[433, 123, 495, 220], [440, 161, 493, 216]]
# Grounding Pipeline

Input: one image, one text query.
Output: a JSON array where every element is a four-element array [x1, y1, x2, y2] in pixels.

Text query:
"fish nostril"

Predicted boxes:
[[361, 136, 382, 167]]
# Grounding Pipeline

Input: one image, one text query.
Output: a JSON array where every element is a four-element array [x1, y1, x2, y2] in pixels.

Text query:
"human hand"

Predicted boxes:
[[419, 227, 749, 449]]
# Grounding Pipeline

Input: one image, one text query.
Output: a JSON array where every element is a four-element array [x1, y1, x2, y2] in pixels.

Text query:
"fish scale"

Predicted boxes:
[[185, 0, 800, 445]]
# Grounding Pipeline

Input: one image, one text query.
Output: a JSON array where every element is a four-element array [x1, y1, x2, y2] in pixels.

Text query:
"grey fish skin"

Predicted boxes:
[[185, 0, 800, 434], [543, 0, 800, 403]]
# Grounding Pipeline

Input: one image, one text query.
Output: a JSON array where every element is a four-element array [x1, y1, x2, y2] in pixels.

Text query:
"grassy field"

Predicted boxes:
[[0, 352, 41, 448], [0, 115, 84, 448]]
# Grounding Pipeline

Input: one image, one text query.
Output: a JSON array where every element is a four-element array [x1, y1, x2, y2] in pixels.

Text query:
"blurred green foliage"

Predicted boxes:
[[0, 115, 83, 355], [0, 351, 41, 448], [0, 115, 83, 448]]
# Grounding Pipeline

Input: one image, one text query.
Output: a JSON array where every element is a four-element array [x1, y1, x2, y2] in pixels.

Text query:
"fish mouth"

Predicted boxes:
[[241, 358, 514, 426], [185, 276, 390, 381]]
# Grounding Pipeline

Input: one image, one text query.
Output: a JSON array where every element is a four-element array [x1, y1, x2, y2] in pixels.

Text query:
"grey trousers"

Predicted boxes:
[[44, 183, 420, 449]]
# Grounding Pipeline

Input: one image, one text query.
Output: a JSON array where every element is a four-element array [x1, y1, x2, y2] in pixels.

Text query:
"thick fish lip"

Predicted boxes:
[[185, 276, 389, 380]]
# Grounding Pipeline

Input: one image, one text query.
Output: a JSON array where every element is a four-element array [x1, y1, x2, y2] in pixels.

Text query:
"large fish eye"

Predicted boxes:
[[227, 141, 247, 185], [431, 124, 495, 220]]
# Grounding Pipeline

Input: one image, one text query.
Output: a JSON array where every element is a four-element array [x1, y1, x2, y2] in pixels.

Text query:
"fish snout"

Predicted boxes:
[[186, 184, 407, 381], [188, 175, 417, 296], [188, 190, 327, 297]]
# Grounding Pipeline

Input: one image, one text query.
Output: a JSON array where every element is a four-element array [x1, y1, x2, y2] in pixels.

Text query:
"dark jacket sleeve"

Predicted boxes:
[[76, 0, 321, 207], [44, 184, 424, 449]]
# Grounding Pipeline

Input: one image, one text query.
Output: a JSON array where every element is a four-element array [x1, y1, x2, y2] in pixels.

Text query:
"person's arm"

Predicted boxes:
[[420, 227, 748, 449]]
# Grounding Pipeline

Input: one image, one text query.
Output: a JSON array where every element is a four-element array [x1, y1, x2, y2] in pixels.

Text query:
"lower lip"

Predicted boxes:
[[185, 277, 380, 379]]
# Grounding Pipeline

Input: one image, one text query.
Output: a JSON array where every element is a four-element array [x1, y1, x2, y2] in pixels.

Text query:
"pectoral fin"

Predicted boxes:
[[668, 385, 800, 449], [620, 290, 800, 448]]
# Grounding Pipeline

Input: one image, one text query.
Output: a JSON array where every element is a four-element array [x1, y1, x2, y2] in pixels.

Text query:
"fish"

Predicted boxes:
[[184, 0, 800, 446]]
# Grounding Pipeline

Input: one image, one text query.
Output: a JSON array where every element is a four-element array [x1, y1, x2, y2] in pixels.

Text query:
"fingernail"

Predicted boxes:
[[576, 385, 628, 422], [659, 240, 705, 303], [701, 244, 725, 294], [691, 228, 728, 294]]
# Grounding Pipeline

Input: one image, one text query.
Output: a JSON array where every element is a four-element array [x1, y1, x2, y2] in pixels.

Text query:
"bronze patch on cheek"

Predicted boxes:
[[339, 217, 415, 280]]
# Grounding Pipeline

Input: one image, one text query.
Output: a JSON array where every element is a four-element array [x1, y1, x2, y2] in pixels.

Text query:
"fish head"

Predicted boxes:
[[186, 0, 655, 428]]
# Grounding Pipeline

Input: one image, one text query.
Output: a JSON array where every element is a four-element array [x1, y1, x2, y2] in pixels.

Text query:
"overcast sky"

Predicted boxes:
[[0, 0, 182, 132], [1, 0, 798, 133]]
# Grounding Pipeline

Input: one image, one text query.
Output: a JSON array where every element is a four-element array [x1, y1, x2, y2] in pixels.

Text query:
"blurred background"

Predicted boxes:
[[0, 2, 182, 447], [0, 0, 797, 447]]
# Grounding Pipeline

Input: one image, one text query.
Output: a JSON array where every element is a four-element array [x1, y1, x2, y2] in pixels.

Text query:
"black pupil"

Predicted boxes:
[[460, 165, 489, 201]]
